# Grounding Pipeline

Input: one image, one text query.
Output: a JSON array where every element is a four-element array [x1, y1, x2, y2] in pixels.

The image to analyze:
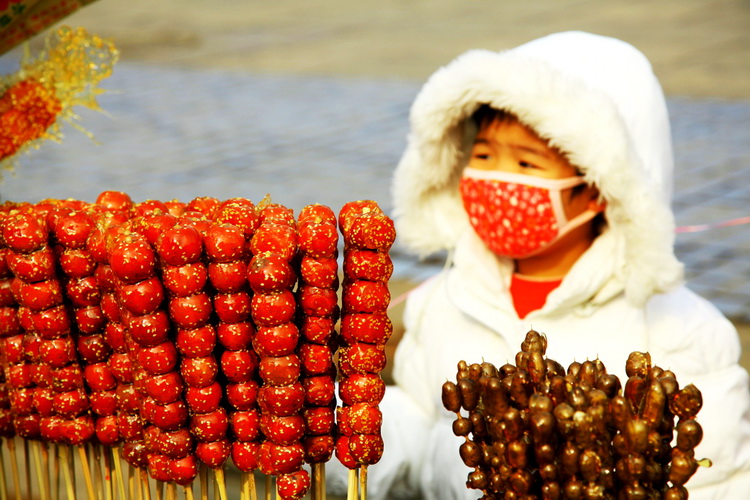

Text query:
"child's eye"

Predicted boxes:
[[519, 161, 538, 169], [474, 154, 491, 160]]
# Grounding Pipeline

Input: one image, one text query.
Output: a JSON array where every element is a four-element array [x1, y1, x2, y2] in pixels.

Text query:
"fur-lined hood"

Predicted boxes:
[[391, 31, 683, 305]]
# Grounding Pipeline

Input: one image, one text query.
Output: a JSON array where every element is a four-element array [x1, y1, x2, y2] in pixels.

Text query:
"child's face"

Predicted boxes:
[[468, 116, 578, 179], [463, 115, 605, 276], [467, 116, 599, 221]]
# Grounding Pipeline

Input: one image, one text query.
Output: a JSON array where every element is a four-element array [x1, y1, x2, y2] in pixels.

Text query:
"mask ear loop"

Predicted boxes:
[[526, 176, 597, 258], [520, 209, 599, 258], [548, 177, 588, 228]]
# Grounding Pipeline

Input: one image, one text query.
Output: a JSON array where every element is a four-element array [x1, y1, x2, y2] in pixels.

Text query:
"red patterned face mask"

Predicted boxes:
[[460, 168, 597, 258]]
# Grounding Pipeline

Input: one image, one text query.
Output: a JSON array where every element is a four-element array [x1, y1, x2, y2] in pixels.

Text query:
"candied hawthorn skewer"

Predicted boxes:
[[51, 204, 124, 451], [196, 201, 263, 495], [336, 200, 395, 498], [204, 220, 259, 479], [4, 207, 95, 446], [296, 204, 341, 499], [146, 216, 224, 486], [0, 207, 23, 441], [106, 227, 163, 478], [0, 193, 400, 499], [250, 204, 310, 500], [87, 206, 136, 455]]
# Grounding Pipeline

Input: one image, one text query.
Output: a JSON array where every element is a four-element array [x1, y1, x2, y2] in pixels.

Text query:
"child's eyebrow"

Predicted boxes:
[[473, 137, 552, 160], [515, 145, 551, 159]]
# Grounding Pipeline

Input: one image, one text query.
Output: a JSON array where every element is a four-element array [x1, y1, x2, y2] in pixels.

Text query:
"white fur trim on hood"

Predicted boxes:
[[391, 31, 683, 306]]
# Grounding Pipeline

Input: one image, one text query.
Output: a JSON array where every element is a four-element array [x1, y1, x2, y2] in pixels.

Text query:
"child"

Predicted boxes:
[[367, 31, 750, 499]]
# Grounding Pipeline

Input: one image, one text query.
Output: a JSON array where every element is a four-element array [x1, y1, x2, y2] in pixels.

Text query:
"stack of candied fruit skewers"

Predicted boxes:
[[0, 190, 395, 500]]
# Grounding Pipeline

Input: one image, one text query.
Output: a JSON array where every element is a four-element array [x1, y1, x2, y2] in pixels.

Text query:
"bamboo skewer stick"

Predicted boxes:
[[41, 442, 51, 500], [32, 441, 48, 500], [155, 480, 163, 500], [60, 446, 76, 500], [264, 475, 271, 500], [6, 440, 20, 500], [248, 472, 258, 500], [346, 469, 357, 500], [112, 447, 126, 500], [78, 445, 97, 500], [91, 445, 104, 500], [166, 482, 176, 500], [359, 466, 367, 500], [309, 465, 317, 500], [68, 444, 77, 496], [102, 446, 113, 500], [141, 470, 151, 500], [242, 472, 251, 500], [312, 463, 326, 500], [214, 468, 228, 500], [23, 440, 30, 500], [183, 484, 195, 500], [128, 464, 136, 500], [199, 465, 208, 500], [0, 439, 8, 500], [320, 464, 326, 500], [51, 444, 60, 500]]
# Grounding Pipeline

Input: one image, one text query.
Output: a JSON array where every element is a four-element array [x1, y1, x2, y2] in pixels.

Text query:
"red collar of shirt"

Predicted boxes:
[[509, 273, 563, 319]]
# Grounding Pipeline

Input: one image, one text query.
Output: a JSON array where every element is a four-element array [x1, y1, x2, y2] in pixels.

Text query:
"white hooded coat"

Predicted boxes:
[[362, 32, 750, 499]]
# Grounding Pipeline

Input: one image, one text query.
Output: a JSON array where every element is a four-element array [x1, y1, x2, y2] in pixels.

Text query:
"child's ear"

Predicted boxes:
[[586, 187, 606, 213], [588, 197, 607, 213]]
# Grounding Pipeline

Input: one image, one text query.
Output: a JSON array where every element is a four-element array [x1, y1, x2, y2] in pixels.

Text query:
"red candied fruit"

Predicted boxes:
[[204, 223, 246, 262], [304, 435, 335, 464], [95, 191, 133, 212], [298, 221, 338, 259], [230, 409, 261, 442], [259, 414, 305, 446], [195, 439, 231, 469], [298, 204, 336, 225], [54, 211, 95, 249], [214, 201, 259, 238], [109, 234, 157, 284], [221, 349, 259, 384], [258, 354, 300, 387], [299, 256, 338, 288], [247, 252, 296, 293], [186, 196, 221, 219], [176, 325, 216, 358], [250, 223, 297, 261], [231, 441, 260, 472], [156, 224, 203, 266], [169, 292, 212, 329], [207, 260, 247, 293], [253, 322, 299, 357], [251, 290, 296, 327], [185, 381, 223, 414], [302, 406, 335, 436], [257, 441, 305, 476], [162, 262, 208, 297], [226, 380, 259, 411], [217, 321, 254, 351], [277, 469, 311, 500], [3, 212, 48, 253]]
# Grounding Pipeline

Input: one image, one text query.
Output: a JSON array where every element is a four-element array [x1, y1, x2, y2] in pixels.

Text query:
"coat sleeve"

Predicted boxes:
[[646, 287, 750, 497]]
